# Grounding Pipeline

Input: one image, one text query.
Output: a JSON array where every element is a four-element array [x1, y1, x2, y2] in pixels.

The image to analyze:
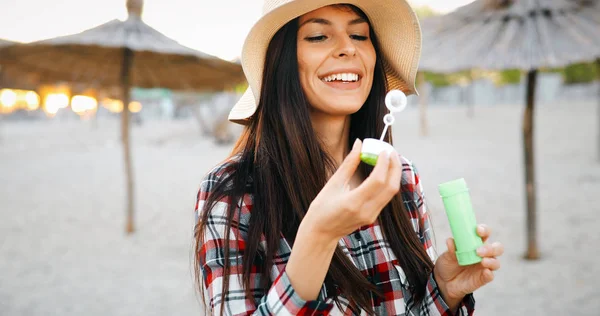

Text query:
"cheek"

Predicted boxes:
[[297, 62, 311, 98], [365, 47, 377, 79], [297, 53, 318, 94], [297, 50, 308, 82]]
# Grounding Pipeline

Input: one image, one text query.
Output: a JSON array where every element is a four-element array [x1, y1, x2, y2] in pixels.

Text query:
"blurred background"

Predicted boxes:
[[0, 0, 598, 315]]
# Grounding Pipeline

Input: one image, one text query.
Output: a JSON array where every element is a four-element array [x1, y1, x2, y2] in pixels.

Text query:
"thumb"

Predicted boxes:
[[446, 238, 458, 262], [327, 139, 362, 188]]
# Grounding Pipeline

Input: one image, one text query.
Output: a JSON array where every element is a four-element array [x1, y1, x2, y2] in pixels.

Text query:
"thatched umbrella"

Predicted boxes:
[[0, 0, 245, 234], [0, 39, 14, 47], [419, 0, 600, 260], [0, 39, 13, 86], [0, 39, 27, 88], [0, 39, 43, 91]]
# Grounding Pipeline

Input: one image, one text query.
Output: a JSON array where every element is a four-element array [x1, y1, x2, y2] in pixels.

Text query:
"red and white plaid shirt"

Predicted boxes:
[[195, 155, 475, 315]]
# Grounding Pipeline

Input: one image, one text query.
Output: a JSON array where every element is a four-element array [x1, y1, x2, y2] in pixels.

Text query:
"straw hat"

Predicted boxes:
[[229, 0, 422, 124]]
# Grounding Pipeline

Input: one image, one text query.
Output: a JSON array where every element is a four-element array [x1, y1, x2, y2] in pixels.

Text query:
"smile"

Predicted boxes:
[[320, 73, 360, 83]]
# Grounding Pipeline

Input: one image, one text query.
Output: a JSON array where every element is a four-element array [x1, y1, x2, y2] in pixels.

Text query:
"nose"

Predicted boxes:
[[334, 36, 357, 58]]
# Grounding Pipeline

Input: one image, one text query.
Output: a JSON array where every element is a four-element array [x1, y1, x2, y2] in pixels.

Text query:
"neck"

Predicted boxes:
[[310, 111, 352, 167]]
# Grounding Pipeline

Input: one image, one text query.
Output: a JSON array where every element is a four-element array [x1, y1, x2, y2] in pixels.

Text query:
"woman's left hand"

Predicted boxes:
[[433, 224, 504, 309]]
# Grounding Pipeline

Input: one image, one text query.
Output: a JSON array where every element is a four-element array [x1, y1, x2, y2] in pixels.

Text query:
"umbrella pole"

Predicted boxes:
[[596, 58, 600, 162], [0, 72, 2, 143], [0, 71, 5, 142], [417, 72, 429, 136], [121, 48, 135, 234], [467, 70, 475, 118], [524, 69, 540, 260], [192, 105, 211, 136]]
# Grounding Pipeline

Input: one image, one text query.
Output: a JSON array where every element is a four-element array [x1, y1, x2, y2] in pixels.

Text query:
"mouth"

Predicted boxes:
[[319, 72, 361, 83], [319, 72, 362, 91]]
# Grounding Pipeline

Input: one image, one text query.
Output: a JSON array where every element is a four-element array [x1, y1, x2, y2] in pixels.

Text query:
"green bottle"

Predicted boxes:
[[438, 178, 483, 266]]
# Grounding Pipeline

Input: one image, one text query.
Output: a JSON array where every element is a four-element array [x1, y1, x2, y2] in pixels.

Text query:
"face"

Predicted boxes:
[[297, 5, 376, 117]]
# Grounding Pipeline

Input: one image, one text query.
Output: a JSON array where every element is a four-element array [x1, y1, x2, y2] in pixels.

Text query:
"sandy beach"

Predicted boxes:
[[1, 101, 598, 315]]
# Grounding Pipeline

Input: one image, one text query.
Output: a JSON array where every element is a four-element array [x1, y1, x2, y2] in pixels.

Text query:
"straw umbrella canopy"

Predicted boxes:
[[0, 39, 14, 47], [0, 4, 243, 90], [0, 39, 29, 89], [0, 39, 13, 84], [419, 0, 600, 260], [0, 39, 41, 110], [420, 0, 600, 72], [0, 0, 245, 234]]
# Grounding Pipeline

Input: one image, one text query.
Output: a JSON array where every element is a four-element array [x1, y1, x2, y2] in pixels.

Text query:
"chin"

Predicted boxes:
[[309, 94, 368, 116], [323, 103, 364, 116]]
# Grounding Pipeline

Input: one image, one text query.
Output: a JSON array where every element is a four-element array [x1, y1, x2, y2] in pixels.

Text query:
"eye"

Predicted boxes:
[[350, 35, 369, 41], [305, 35, 327, 42]]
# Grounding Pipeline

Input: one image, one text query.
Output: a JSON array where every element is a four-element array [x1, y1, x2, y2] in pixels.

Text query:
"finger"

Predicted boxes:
[[446, 237, 456, 252], [490, 242, 504, 257], [355, 150, 391, 197], [481, 257, 501, 271], [480, 269, 494, 285], [477, 224, 491, 242], [327, 139, 362, 188], [477, 242, 504, 258], [364, 152, 402, 207], [386, 152, 402, 193]]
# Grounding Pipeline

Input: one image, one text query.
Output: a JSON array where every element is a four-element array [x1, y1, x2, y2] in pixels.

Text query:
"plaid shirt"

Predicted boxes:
[[195, 155, 476, 315]]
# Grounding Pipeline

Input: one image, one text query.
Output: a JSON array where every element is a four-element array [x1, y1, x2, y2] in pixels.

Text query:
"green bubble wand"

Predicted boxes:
[[360, 89, 407, 166]]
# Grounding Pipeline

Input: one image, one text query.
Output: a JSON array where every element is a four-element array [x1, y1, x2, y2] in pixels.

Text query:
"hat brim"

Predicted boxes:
[[229, 0, 422, 125], [228, 86, 256, 124]]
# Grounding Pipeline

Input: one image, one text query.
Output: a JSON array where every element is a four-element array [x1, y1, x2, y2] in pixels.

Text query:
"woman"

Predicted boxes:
[[194, 1, 504, 315]]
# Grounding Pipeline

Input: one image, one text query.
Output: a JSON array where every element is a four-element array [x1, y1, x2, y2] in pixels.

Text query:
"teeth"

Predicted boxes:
[[322, 73, 359, 82]]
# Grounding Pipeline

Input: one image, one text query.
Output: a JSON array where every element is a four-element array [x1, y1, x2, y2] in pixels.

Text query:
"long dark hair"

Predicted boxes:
[[195, 5, 433, 315]]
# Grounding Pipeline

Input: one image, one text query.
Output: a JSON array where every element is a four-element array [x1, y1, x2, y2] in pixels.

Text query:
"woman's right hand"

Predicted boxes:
[[301, 139, 402, 242]]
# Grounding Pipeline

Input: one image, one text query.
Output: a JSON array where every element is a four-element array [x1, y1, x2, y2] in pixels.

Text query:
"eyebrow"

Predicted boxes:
[[299, 17, 367, 28]]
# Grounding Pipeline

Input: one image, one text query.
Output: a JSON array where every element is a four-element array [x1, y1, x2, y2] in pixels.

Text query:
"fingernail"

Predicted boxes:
[[477, 247, 486, 256], [353, 139, 360, 150], [478, 225, 485, 233]]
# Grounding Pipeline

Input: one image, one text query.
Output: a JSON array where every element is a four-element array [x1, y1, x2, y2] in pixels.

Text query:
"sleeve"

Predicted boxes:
[[403, 158, 476, 316], [196, 170, 334, 316]]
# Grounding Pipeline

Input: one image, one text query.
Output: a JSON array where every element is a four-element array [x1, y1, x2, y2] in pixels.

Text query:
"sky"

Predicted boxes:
[[0, 0, 474, 61]]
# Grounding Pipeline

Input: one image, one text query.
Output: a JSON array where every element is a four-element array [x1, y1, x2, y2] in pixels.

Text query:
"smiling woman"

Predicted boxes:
[[193, 1, 503, 315]]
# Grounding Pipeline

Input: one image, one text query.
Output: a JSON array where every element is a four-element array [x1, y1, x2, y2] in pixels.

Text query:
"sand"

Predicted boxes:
[[1, 101, 598, 315]]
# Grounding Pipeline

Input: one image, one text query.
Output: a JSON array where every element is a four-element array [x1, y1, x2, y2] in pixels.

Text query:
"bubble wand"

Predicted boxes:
[[360, 90, 407, 166]]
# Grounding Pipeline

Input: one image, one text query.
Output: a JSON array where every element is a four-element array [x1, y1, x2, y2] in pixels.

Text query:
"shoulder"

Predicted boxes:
[[196, 155, 253, 225], [198, 155, 248, 198], [198, 155, 241, 195]]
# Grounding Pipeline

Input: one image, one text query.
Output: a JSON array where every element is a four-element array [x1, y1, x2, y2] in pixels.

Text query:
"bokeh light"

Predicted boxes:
[[44, 93, 70, 115], [24, 91, 40, 110], [71, 95, 98, 114], [0, 89, 17, 108], [129, 101, 142, 113]]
